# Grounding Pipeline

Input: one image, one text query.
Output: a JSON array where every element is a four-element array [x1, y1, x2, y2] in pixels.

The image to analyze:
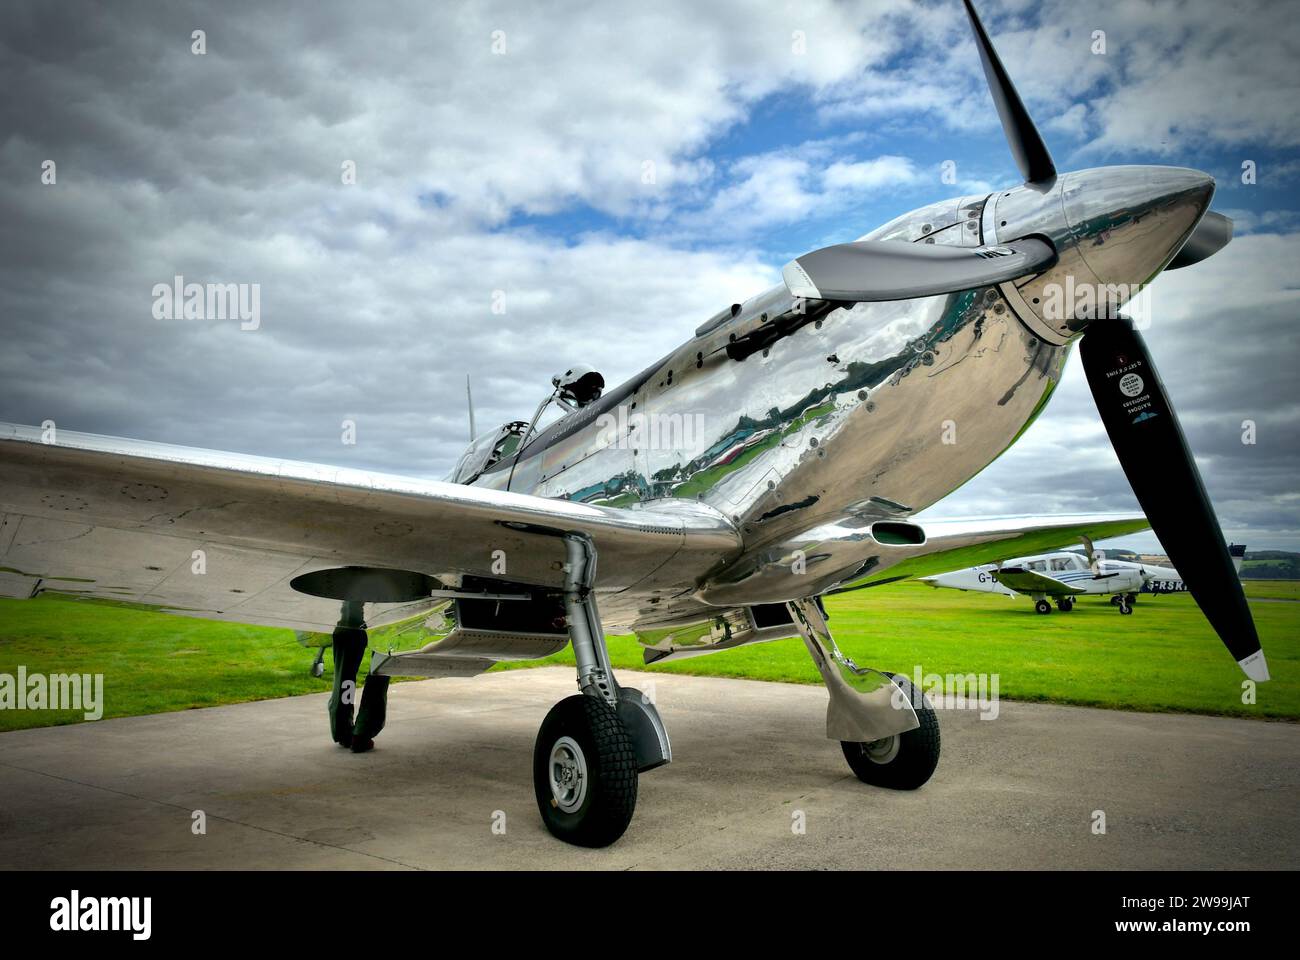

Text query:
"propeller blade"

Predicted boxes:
[[1080, 317, 1267, 680], [782, 237, 1055, 302], [962, 0, 1056, 185], [1080, 534, 1101, 575], [1166, 211, 1233, 270]]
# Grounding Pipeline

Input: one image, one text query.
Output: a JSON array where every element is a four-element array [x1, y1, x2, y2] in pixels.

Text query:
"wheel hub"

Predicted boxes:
[[864, 734, 901, 765], [548, 735, 588, 813]]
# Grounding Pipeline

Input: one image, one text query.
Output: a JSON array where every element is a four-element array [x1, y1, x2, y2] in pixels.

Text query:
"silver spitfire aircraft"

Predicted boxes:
[[0, 2, 1268, 847]]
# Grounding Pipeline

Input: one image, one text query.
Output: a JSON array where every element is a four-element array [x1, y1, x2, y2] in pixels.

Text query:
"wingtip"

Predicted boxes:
[[781, 259, 821, 300], [1238, 649, 1270, 682]]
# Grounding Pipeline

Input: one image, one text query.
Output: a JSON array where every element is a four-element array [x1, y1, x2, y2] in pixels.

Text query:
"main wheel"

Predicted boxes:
[[1109, 594, 1123, 606], [1126, 592, 1139, 605], [841, 673, 940, 790], [1056, 597, 1074, 612], [533, 695, 638, 847], [1034, 599, 1052, 615]]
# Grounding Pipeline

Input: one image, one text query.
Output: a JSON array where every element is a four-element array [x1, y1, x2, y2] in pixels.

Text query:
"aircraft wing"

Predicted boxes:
[[986, 567, 1084, 596], [826, 514, 1151, 595], [0, 423, 741, 632]]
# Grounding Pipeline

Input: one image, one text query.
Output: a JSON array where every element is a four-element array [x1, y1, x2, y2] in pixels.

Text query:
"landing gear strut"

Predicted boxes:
[[788, 597, 936, 790], [532, 533, 670, 847], [327, 600, 390, 753]]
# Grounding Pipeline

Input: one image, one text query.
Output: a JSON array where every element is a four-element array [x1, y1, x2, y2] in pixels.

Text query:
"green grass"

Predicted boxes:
[[0, 599, 393, 731], [1, 580, 1296, 732], [1240, 579, 1300, 601]]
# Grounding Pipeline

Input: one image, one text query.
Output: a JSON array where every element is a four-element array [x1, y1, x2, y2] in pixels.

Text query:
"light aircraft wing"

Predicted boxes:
[[986, 567, 1084, 596], [0, 423, 741, 632]]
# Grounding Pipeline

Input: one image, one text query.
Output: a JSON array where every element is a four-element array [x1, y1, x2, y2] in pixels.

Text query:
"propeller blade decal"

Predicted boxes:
[[1081, 317, 1267, 680]]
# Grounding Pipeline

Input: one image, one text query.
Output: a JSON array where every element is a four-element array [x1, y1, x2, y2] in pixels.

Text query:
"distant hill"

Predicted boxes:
[[1066, 547, 1300, 580], [1241, 551, 1300, 580]]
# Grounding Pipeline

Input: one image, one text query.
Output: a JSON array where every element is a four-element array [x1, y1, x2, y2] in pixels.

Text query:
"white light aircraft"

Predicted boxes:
[[922, 543, 1248, 614]]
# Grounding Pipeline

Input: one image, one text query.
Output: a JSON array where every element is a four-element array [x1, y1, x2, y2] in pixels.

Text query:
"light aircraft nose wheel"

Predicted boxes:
[[1118, 597, 1133, 615], [841, 673, 940, 790], [1056, 597, 1074, 612], [533, 695, 638, 848], [1034, 599, 1052, 615]]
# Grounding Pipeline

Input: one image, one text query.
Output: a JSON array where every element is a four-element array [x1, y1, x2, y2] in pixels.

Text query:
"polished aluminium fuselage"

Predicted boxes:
[[470, 166, 1215, 629]]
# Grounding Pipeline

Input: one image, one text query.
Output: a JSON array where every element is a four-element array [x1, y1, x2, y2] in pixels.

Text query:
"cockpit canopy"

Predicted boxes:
[[449, 420, 528, 484], [449, 365, 605, 486]]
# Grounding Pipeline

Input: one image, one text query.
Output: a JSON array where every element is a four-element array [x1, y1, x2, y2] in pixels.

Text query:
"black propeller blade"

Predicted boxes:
[[962, 0, 1056, 185], [1167, 211, 1234, 270], [1081, 318, 1267, 680]]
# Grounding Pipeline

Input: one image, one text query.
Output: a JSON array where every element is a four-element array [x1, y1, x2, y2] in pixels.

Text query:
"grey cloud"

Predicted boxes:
[[1, 0, 1297, 554]]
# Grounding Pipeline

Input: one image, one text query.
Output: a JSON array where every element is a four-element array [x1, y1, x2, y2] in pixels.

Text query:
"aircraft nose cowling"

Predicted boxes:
[[1060, 165, 1215, 292]]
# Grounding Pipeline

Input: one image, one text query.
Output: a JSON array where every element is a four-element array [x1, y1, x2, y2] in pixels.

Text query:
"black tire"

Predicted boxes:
[[840, 673, 940, 790], [1034, 599, 1052, 615], [1118, 599, 1133, 615], [1056, 597, 1074, 612], [533, 695, 638, 847], [1110, 594, 1123, 606], [1126, 593, 1139, 605]]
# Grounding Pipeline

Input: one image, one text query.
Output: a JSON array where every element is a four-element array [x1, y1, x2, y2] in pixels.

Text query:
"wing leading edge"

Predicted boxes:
[[829, 513, 1152, 594], [0, 423, 741, 632]]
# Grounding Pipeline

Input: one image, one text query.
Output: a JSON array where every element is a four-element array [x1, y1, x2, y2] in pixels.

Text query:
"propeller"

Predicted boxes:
[[782, 236, 1055, 302], [1166, 211, 1234, 270], [781, 0, 1260, 677], [959, 0, 1262, 678], [1080, 534, 1101, 576], [961, 0, 1055, 185], [1081, 318, 1267, 680]]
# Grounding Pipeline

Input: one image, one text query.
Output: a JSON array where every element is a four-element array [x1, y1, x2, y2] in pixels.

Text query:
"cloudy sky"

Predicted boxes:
[[2, 0, 1298, 551]]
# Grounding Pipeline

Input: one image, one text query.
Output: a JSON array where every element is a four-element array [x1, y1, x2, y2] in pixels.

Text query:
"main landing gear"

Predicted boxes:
[[1035, 598, 1052, 615], [327, 600, 391, 753], [788, 597, 938, 791], [532, 533, 670, 847], [1055, 597, 1074, 612]]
